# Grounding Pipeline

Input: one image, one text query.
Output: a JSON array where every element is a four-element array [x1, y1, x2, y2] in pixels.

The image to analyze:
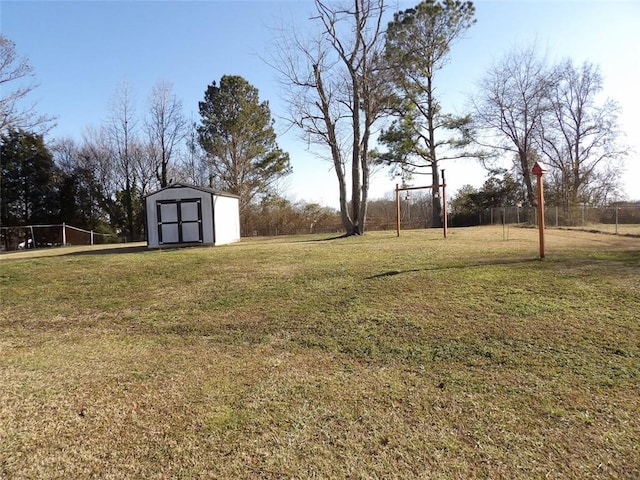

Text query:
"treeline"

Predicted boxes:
[[2, 27, 295, 239], [1, 130, 117, 234], [1, 69, 295, 240], [0, 127, 334, 239]]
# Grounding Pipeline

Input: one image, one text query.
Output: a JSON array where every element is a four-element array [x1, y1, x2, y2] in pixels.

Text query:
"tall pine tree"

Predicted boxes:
[[381, 0, 476, 227], [197, 75, 290, 212]]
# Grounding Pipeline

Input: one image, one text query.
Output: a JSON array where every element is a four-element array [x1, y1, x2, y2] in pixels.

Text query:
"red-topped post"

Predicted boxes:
[[532, 162, 548, 258]]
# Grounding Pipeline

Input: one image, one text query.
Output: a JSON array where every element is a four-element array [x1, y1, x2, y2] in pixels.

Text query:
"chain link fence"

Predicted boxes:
[[473, 205, 640, 236], [1, 224, 121, 252]]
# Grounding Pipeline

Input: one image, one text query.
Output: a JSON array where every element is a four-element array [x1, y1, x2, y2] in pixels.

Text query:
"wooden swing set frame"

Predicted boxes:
[[395, 169, 448, 239]]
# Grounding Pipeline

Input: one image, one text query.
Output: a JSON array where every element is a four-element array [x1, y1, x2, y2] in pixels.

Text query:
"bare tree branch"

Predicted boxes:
[[538, 60, 628, 207], [145, 79, 188, 188], [470, 43, 550, 206], [0, 34, 55, 133]]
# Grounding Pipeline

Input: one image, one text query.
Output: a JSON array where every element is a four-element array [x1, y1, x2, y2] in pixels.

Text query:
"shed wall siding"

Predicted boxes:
[[213, 195, 241, 245]]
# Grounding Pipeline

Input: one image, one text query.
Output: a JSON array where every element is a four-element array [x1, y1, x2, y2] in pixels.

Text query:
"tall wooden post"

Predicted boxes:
[[395, 183, 400, 237], [441, 169, 447, 239], [532, 162, 548, 259]]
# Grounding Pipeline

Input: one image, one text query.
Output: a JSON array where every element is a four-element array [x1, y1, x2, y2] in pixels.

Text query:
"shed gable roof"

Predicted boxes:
[[145, 183, 239, 199]]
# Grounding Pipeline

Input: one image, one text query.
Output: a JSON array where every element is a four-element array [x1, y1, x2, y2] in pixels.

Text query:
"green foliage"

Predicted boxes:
[[0, 129, 59, 225], [376, 105, 424, 170], [450, 169, 523, 224], [449, 183, 479, 216], [0, 130, 118, 242], [386, 1, 476, 74], [50, 137, 120, 235], [197, 75, 291, 211], [477, 169, 523, 208], [111, 186, 145, 241], [382, 0, 476, 146]]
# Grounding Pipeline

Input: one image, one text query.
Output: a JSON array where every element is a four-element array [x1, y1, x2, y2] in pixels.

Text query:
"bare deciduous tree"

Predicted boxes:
[[106, 82, 139, 239], [131, 141, 156, 197], [539, 60, 627, 208], [0, 34, 54, 133], [145, 79, 188, 188], [78, 126, 120, 222], [471, 44, 550, 206], [177, 125, 209, 186], [80, 125, 117, 201], [272, 0, 389, 235]]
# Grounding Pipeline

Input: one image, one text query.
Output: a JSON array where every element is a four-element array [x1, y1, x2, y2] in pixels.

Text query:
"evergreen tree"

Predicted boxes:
[[381, 0, 476, 227], [1, 129, 59, 225], [197, 75, 290, 212]]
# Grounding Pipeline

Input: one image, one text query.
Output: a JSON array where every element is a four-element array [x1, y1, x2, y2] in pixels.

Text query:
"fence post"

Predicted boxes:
[[502, 207, 507, 240], [62, 223, 67, 246], [615, 207, 619, 235], [30, 225, 37, 248]]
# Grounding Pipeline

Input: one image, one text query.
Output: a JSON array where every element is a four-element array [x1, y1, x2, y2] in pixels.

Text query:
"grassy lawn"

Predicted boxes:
[[1, 226, 639, 479]]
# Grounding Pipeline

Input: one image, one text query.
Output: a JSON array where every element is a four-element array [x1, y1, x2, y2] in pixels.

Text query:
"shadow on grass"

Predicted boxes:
[[63, 245, 151, 257], [0, 243, 150, 260], [298, 234, 353, 242], [366, 258, 538, 279]]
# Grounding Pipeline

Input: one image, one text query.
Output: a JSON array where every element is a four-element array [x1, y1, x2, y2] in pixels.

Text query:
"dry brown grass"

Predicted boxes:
[[1, 226, 639, 478]]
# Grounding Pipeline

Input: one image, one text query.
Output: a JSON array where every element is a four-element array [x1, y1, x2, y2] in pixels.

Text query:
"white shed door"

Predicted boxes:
[[157, 199, 203, 244]]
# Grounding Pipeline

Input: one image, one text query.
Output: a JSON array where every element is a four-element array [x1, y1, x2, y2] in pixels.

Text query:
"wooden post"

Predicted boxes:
[[395, 183, 400, 237], [441, 169, 447, 239], [394, 181, 448, 239], [532, 162, 547, 259]]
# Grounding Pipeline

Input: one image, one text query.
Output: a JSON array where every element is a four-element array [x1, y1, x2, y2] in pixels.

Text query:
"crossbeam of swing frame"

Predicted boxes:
[[395, 170, 447, 239]]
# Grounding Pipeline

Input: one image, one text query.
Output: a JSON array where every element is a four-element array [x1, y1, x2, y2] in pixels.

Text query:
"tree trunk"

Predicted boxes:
[[519, 150, 536, 206], [426, 75, 442, 229], [336, 161, 358, 235], [431, 164, 442, 228]]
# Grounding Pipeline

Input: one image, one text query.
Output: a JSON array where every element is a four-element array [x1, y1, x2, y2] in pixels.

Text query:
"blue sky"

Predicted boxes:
[[2, 0, 639, 206]]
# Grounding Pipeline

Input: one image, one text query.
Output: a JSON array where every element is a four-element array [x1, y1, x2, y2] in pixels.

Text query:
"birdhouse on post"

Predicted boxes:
[[532, 162, 547, 258], [532, 161, 548, 177]]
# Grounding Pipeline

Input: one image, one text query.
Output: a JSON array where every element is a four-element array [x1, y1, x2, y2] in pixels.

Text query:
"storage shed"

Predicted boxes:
[[144, 183, 240, 248]]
